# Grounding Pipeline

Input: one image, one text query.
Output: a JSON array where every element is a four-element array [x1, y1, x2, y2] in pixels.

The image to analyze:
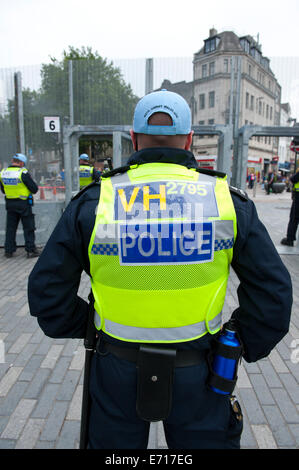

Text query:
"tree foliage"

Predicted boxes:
[[40, 46, 138, 125], [3, 46, 138, 164]]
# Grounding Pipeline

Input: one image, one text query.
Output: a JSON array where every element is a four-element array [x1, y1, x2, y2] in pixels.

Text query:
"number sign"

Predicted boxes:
[[44, 116, 60, 133]]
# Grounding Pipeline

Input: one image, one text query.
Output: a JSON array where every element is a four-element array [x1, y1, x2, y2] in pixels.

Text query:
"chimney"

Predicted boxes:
[[209, 28, 217, 37]]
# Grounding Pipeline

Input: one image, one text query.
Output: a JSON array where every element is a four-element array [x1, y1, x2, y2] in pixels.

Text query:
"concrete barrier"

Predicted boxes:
[[0, 201, 64, 247]]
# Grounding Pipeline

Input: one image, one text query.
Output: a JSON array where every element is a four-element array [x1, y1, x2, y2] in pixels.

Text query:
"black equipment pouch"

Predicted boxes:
[[207, 331, 243, 395], [136, 345, 176, 422]]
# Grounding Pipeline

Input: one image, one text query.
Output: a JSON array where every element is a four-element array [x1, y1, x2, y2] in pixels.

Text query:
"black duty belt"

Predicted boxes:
[[99, 340, 204, 368], [98, 340, 206, 422]]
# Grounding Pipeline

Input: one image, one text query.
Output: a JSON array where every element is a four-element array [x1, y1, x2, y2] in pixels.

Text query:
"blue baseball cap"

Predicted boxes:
[[133, 89, 191, 135], [13, 153, 27, 164], [79, 153, 89, 161]]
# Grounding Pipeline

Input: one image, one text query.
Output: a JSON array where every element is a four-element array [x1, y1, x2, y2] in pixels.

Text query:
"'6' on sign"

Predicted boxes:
[[44, 116, 60, 133]]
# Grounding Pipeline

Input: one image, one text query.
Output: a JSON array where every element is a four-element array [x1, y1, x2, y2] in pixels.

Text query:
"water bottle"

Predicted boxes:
[[210, 323, 240, 395]]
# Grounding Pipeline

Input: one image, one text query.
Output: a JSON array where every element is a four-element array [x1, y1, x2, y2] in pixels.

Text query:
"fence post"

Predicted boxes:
[[69, 60, 74, 126], [145, 58, 153, 95], [14, 72, 25, 154]]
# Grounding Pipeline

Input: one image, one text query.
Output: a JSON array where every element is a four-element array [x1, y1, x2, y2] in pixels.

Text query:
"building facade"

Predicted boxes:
[[159, 29, 291, 180]]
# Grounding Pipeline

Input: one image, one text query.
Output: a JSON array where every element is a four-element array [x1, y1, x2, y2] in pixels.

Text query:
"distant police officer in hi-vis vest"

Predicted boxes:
[[28, 90, 292, 449], [0, 153, 40, 258], [79, 154, 99, 189], [281, 166, 299, 246]]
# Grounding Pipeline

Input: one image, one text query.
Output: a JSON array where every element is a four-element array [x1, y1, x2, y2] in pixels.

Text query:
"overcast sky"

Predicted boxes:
[[1, 0, 299, 118], [1, 0, 299, 67]]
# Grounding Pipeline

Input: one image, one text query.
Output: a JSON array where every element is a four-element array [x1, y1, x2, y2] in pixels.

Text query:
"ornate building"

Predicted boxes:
[[159, 29, 285, 178]]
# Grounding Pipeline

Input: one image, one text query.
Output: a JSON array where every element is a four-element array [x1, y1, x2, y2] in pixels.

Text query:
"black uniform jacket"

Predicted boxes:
[[28, 148, 292, 363]]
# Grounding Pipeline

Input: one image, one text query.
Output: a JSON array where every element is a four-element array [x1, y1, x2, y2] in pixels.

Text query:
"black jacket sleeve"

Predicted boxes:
[[22, 171, 39, 194], [27, 184, 100, 338], [230, 193, 292, 363]]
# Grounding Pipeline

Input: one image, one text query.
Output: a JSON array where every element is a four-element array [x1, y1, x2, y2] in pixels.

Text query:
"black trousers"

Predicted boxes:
[[88, 346, 243, 449], [5, 200, 36, 254], [286, 193, 299, 241]]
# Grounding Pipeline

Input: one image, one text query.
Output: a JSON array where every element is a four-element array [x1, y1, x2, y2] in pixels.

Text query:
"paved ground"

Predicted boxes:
[[0, 184, 298, 449]]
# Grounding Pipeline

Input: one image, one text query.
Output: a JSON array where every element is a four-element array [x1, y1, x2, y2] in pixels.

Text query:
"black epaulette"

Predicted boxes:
[[196, 168, 227, 179], [71, 181, 101, 201], [229, 185, 248, 201]]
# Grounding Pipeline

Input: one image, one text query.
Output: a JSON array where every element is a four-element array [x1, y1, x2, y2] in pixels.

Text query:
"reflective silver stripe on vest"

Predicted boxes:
[[215, 220, 233, 239], [94, 311, 222, 341], [91, 219, 234, 252], [110, 171, 131, 186]]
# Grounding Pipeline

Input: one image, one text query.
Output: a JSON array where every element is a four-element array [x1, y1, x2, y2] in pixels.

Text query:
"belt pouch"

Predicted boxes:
[[136, 345, 176, 422]]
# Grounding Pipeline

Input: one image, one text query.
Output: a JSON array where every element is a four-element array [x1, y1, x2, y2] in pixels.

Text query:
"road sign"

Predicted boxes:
[[44, 116, 60, 133]]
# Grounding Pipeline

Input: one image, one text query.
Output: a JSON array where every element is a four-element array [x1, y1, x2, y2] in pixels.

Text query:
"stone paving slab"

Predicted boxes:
[[0, 184, 298, 449]]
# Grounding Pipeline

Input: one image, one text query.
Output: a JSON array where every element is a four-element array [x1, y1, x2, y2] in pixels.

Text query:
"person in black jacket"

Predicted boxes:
[[0, 154, 40, 258], [28, 91, 292, 449], [281, 167, 299, 246]]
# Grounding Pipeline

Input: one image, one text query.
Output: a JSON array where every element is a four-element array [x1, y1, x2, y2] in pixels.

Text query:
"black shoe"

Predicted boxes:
[[4, 252, 13, 258], [280, 238, 294, 247], [27, 249, 41, 259]]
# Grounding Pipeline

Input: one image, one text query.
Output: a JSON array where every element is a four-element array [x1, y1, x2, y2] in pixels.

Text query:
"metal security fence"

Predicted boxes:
[[0, 53, 299, 202], [0, 55, 194, 194]]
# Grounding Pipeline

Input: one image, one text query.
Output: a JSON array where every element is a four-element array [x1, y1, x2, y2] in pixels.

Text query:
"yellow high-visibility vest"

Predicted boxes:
[[89, 162, 237, 343], [79, 165, 93, 188], [0, 167, 30, 200]]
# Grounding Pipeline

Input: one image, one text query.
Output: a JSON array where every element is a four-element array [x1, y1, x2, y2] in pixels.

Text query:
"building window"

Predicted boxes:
[[250, 95, 254, 111], [204, 37, 220, 54], [248, 63, 252, 76], [209, 62, 215, 76], [240, 38, 250, 54], [270, 107, 273, 120], [202, 64, 207, 78], [208, 119, 214, 125], [266, 104, 269, 119], [199, 94, 205, 109], [224, 58, 229, 73], [246, 92, 249, 109], [209, 91, 215, 108]]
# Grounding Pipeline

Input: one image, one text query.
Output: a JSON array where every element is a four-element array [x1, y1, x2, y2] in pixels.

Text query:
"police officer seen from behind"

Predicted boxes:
[[79, 153, 100, 189], [281, 166, 299, 247], [28, 90, 292, 449], [0, 153, 40, 258]]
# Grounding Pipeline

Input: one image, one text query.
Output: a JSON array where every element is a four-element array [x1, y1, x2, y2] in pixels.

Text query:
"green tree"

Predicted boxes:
[[40, 46, 138, 125], [4, 46, 138, 174], [0, 114, 17, 166]]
